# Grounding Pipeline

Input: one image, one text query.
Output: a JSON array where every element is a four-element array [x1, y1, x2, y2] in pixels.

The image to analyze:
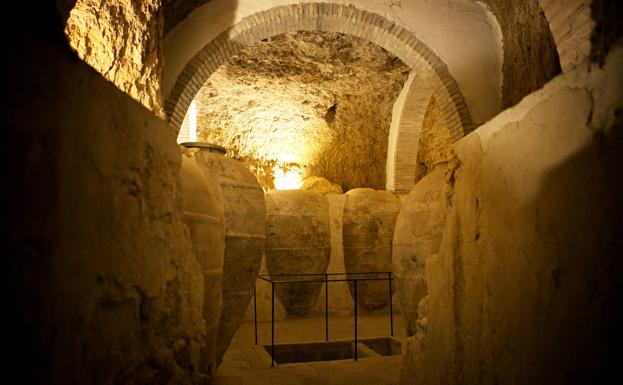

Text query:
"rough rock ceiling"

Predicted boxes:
[[163, 1, 561, 111], [65, 0, 563, 124], [190, 31, 409, 191]]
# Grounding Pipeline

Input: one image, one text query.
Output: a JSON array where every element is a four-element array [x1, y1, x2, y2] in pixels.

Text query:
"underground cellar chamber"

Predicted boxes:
[[7, 1, 623, 385]]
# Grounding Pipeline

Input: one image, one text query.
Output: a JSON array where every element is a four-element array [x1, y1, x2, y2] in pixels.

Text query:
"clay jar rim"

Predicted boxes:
[[181, 141, 226, 155]]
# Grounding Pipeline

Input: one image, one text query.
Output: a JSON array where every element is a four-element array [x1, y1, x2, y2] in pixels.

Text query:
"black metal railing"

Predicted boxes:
[[253, 272, 394, 366]]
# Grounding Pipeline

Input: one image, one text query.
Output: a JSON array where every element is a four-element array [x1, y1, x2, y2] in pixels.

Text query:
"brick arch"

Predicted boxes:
[[165, 2, 473, 191], [388, 68, 466, 192]]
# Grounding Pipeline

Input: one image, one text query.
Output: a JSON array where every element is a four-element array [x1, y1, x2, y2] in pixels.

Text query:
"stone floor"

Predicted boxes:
[[214, 314, 406, 385]]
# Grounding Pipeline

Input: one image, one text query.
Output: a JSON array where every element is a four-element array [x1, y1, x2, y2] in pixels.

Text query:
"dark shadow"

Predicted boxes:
[[4, 1, 239, 384], [519, 110, 623, 384], [163, 0, 239, 36]]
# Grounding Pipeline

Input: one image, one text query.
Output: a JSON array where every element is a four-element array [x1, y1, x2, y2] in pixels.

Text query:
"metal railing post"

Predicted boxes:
[[271, 281, 275, 367], [354, 279, 358, 361], [253, 284, 258, 345], [325, 273, 329, 342], [388, 272, 394, 336], [255, 272, 395, 366]]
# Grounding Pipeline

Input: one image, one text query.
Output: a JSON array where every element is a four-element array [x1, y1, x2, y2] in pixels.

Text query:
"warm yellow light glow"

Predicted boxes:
[[188, 100, 198, 142], [273, 168, 303, 190]]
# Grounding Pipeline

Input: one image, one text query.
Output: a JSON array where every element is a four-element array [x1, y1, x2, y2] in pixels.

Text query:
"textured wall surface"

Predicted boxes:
[[65, 0, 165, 116], [190, 31, 408, 191], [401, 46, 623, 385], [414, 98, 452, 183], [166, 2, 475, 193], [482, 0, 561, 108], [7, 5, 215, 383], [170, 3, 477, 193], [163, 0, 501, 126], [538, 0, 594, 71]]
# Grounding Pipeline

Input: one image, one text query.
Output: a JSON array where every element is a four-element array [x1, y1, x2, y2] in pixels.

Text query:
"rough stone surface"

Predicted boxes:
[[188, 30, 409, 191], [179, 152, 225, 376], [300, 176, 343, 194], [65, 0, 165, 116], [166, 2, 482, 194], [187, 147, 266, 365], [343, 188, 401, 311], [265, 190, 331, 316], [414, 98, 453, 183], [538, 0, 594, 71], [402, 46, 623, 385], [164, 0, 499, 129], [393, 164, 447, 336], [482, 0, 562, 108], [6, 9, 216, 383]]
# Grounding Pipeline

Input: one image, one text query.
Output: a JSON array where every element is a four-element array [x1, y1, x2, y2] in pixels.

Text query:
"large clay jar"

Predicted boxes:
[[393, 163, 447, 335], [184, 142, 266, 365], [265, 190, 331, 316], [179, 152, 225, 376], [343, 188, 401, 311]]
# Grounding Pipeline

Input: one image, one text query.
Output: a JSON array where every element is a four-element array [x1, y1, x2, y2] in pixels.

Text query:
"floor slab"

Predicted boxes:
[[214, 314, 406, 385]]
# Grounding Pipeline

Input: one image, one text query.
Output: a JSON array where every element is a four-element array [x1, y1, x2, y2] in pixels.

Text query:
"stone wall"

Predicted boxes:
[[538, 0, 593, 71], [482, 0, 561, 108], [163, 0, 500, 126], [6, 4, 214, 384], [189, 31, 408, 191], [400, 45, 623, 385], [414, 98, 452, 183], [165, 2, 474, 194], [65, 0, 165, 116]]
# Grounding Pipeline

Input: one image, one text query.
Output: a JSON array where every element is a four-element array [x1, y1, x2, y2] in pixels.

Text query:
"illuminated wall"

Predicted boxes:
[[65, 0, 165, 116], [414, 98, 453, 183], [179, 31, 409, 191]]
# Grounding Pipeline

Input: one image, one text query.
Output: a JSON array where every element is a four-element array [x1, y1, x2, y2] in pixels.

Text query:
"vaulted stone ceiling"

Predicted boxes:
[[163, 0, 563, 191], [163, 0, 561, 110], [187, 31, 409, 191], [64, 0, 573, 191], [65, 0, 565, 126]]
